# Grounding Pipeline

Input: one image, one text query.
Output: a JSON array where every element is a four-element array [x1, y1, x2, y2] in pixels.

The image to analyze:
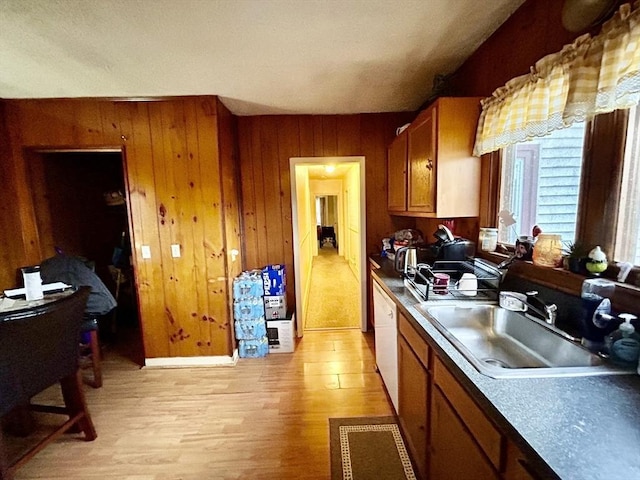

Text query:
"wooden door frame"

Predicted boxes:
[[290, 156, 367, 336]]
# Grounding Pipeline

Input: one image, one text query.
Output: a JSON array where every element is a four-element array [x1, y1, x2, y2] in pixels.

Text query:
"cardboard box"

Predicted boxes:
[[262, 264, 286, 296], [266, 314, 296, 353], [264, 295, 287, 319]]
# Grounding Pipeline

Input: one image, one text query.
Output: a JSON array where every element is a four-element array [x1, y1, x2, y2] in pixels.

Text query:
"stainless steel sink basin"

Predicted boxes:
[[417, 304, 633, 378]]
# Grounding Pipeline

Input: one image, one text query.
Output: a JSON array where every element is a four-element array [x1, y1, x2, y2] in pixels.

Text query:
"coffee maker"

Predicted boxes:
[[422, 224, 475, 265]]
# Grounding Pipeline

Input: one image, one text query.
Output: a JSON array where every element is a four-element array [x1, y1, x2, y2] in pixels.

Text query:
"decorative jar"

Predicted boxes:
[[532, 234, 563, 267], [478, 227, 498, 252]]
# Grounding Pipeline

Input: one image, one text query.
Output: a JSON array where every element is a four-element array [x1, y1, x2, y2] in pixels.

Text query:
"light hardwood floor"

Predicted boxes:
[[6, 328, 393, 479]]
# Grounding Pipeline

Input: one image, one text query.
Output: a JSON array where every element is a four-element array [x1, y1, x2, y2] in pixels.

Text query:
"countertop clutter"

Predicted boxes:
[[371, 256, 640, 480]]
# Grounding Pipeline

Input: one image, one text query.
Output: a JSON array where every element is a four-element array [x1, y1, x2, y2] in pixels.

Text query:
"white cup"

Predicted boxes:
[[458, 273, 478, 296], [22, 265, 44, 301]]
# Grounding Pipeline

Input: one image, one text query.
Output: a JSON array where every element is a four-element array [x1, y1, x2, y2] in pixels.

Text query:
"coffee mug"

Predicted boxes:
[[433, 273, 450, 295], [458, 273, 478, 296]]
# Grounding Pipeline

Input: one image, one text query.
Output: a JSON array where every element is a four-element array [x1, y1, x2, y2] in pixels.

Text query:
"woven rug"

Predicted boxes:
[[329, 416, 417, 480]]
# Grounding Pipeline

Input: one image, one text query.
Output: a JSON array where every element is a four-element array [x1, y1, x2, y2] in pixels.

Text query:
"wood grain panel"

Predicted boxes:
[[116, 102, 169, 358], [237, 117, 260, 270], [276, 116, 302, 308], [183, 99, 214, 355], [450, 0, 577, 98], [193, 98, 232, 356], [0, 97, 236, 359], [216, 99, 242, 352], [0, 102, 25, 288], [236, 112, 414, 314]]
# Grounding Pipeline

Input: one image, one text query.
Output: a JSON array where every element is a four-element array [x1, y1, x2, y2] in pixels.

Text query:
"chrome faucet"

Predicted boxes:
[[524, 291, 558, 325]]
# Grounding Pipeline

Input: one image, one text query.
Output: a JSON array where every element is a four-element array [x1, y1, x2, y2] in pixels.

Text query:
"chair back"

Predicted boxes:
[[0, 287, 90, 415]]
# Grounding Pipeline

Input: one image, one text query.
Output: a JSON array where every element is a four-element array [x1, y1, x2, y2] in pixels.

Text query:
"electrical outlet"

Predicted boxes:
[[171, 244, 181, 258], [141, 245, 151, 259]]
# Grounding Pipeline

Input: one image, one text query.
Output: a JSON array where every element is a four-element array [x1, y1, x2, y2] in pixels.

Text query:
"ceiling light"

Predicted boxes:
[[325, 165, 336, 173]]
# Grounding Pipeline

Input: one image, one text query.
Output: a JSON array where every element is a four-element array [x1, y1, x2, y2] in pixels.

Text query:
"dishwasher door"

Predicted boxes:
[[373, 279, 398, 412]]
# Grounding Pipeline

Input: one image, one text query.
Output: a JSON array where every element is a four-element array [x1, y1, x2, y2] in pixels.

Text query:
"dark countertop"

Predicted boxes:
[[370, 255, 640, 480]]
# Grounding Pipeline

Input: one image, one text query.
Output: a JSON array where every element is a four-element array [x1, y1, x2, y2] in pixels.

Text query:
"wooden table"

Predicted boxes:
[[0, 287, 97, 480]]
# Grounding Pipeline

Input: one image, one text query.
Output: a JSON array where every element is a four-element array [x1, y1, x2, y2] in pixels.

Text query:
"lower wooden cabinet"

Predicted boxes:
[[505, 441, 539, 480], [430, 388, 500, 480], [395, 311, 544, 480], [397, 334, 429, 479]]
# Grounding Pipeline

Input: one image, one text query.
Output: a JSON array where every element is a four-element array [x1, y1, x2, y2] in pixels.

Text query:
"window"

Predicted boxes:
[[498, 122, 587, 244], [614, 104, 640, 265]]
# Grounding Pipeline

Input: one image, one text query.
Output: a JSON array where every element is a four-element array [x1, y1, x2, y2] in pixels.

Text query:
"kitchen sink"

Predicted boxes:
[[417, 304, 634, 378]]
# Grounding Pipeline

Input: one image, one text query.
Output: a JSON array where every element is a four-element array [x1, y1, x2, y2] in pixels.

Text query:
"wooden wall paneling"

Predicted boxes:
[[161, 100, 203, 357], [450, 0, 576, 97], [249, 118, 270, 267], [5, 103, 42, 265], [260, 118, 286, 266], [216, 99, 242, 352], [163, 99, 202, 357], [193, 98, 232, 355], [149, 101, 184, 357], [98, 100, 123, 146], [298, 116, 315, 157], [184, 99, 216, 355], [0, 103, 26, 288], [321, 116, 338, 157], [118, 102, 168, 359], [336, 115, 361, 156], [69, 100, 109, 146], [312, 116, 324, 156], [237, 118, 260, 270], [25, 151, 55, 258], [276, 116, 302, 309]]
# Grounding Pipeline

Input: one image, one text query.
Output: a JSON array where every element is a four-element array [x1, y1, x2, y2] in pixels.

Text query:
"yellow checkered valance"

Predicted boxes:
[[474, 2, 640, 156]]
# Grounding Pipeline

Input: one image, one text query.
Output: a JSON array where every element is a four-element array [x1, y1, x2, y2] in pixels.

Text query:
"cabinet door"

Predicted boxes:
[[397, 335, 429, 479], [388, 131, 408, 212], [430, 388, 499, 480], [505, 441, 539, 480], [407, 107, 436, 213]]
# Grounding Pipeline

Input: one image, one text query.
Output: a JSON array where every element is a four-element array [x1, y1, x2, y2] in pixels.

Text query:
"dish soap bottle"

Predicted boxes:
[[606, 314, 640, 367]]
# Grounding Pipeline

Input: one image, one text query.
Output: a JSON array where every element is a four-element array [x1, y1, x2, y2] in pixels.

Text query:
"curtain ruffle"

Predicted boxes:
[[474, 2, 640, 156]]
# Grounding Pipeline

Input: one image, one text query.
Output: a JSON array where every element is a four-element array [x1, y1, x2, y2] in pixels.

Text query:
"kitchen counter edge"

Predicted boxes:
[[370, 256, 640, 480]]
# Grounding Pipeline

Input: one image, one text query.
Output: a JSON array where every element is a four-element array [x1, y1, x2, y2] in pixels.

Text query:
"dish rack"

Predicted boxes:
[[404, 259, 501, 302]]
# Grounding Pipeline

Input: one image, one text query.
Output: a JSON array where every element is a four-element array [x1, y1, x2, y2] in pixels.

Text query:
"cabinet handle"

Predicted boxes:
[[426, 159, 433, 170], [517, 458, 543, 480]]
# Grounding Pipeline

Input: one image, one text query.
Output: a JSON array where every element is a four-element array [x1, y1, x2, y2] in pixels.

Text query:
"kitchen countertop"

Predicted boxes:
[[370, 256, 640, 480]]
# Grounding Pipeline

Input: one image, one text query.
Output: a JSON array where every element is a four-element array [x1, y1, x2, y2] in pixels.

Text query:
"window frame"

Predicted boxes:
[[479, 108, 640, 288]]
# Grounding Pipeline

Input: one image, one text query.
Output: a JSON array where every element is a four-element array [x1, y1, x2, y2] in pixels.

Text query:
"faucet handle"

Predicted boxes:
[[525, 290, 539, 297]]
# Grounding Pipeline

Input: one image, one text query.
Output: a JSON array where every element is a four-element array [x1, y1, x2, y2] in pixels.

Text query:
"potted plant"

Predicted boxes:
[[562, 241, 587, 274]]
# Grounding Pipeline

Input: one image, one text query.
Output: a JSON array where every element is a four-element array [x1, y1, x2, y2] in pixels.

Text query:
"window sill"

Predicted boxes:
[[477, 251, 640, 315]]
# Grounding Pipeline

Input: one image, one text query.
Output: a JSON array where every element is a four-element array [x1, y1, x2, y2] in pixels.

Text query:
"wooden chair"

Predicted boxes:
[[80, 316, 103, 388], [0, 287, 97, 480]]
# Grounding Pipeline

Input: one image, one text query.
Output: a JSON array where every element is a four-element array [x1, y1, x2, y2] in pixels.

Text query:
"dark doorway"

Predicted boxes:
[[32, 150, 142, 364]]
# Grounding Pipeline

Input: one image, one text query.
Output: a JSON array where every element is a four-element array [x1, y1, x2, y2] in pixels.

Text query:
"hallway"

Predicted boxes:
[[305, 244, 361, 330], [5, 329, 392, 480]]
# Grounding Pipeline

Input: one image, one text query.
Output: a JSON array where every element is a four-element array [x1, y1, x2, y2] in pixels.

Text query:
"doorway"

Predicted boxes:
[[29, 149, 142, 364], [290, 157, 366, 334]]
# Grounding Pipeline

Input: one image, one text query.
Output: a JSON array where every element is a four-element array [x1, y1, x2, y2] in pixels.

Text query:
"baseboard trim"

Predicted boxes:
[[144, 349, 239, 368]]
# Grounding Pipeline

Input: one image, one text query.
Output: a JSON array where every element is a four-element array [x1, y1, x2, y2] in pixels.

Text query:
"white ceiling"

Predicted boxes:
[[0, 0, 525, 116]]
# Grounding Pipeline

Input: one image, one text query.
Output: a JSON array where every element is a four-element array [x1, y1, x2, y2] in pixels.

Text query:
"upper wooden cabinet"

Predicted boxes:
[[388, 97, 482, 218], [387, 129, 408, 212]]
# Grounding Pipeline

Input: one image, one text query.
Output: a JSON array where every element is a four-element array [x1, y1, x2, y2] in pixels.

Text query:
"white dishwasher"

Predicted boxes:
[[373, 278, 398, 412]]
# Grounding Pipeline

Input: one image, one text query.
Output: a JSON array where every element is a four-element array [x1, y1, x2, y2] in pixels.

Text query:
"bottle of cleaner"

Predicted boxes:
[[606, 314, 640, 368], [580, 278, 615, 352]]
